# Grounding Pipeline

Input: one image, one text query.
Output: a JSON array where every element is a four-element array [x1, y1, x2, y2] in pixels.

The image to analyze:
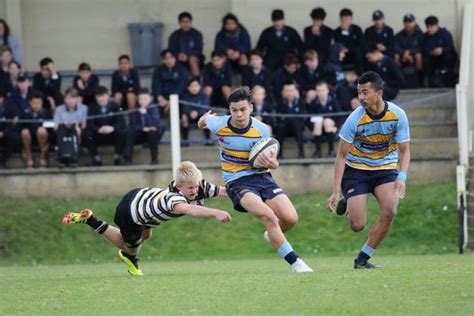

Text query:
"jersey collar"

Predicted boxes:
[[227, 116, 252, 134], [365, 101, 388, 120]]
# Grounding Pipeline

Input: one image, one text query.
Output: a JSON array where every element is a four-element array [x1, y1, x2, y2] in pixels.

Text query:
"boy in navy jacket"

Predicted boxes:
[[214, 13, 251, 69], [365, 47, 404, 100], [241, 49, 271, 91], [111, 55, 140, 108], [168, 12, 204, 78], [256, 9, 303, 71], [202, 51, 233, 107], [364, 10, 395, 58], [83, 86, 126, 166], [303, 7, 333, 64], [394, 14, 423, 74], [124, 88, 160, 165], [152, 49, 189, 114], [73, 62, 99, 106]]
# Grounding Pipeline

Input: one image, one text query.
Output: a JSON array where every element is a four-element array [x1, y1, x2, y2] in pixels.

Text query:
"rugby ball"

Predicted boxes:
[[249, 137, 280, 168]]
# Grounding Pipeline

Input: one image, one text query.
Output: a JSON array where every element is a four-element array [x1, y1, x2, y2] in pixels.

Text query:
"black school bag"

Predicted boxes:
[[55, 125, 79, 166]]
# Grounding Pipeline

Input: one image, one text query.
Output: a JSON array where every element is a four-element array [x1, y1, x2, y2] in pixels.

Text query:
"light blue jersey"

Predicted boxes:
[[339, 102, 410, 170], [206, 115, 270, 183]]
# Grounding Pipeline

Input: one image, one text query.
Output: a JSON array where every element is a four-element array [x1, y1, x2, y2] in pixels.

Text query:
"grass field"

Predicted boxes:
[[0, 255, 472, 315], [0, 182, 463, 265]]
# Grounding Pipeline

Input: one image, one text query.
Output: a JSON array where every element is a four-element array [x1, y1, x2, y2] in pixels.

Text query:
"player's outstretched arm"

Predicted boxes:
[[328, 140, 352, 212], [174, 203, 232, 223], [197, 110, 216, 130]]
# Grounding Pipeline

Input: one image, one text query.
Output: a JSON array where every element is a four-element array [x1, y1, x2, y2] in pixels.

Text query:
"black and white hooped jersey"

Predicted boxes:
[[130, 179, 220, 227]]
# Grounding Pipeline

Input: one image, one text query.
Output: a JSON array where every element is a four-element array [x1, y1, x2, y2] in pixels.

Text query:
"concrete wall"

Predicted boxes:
[[0, 158, 457, 197], [0, 0, 467, 71]]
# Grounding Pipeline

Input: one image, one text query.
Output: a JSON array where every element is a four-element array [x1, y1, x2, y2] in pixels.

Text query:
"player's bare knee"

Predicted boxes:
[[349, 220, 365, 232], [381, 208, 397, 222], [260, 211, 279, 228], [283, 212, 298, 228]]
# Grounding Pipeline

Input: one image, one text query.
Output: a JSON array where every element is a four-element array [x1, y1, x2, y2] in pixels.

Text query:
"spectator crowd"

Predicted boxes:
[[0, 8, 459, 168]]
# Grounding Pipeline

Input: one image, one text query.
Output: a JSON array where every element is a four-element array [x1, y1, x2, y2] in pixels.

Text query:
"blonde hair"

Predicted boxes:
[[304, 49, 318, 61], [174, 161, 202, 186], [251, 85, 266, 95]]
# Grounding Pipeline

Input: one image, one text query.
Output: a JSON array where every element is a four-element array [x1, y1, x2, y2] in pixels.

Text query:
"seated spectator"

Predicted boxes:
[[323, 43, 347, 87], [214, 13, 251, 70], [333, 8, 365, 74], [73, 62, 99, 106], [307, 81, 341, 158], [421, 15, 458, 87], [152, 49, 189, 114], [256, 9, 303, 71], [365, 47, 404, 100], [19, 91, 52, 168], [0, 86, 20, 168], [202, 51, 232, 107], [335, 67, 358, 113], [270, 53, 302, 102], [124, 88, 160, 165], [83, 86, 125, 166], [241, 49, 271, 91], [54, 88, 88, 141], [365, 10, 394, 58], [33, 57, 63, 111], [111, 55, 140, 107], [180, 78, 211, 145], [251, 85, 275, 135], [394, 14, 424, 88], [275, 80, 306, 159], [5, 74, 30, 115], [0, 19, 22, 63], [304, 7, 333, 64], [300, 50, 323, 104], [168, 12, 204, 78], [1, 46, 13, 72], [7, 61, 22, 92]]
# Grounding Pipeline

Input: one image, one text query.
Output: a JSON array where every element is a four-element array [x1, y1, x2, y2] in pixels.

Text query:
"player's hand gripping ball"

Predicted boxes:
[[248, 137, 280, 168]]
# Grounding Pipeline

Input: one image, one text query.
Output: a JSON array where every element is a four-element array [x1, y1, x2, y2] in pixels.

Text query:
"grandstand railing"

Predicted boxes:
[[456, 2, 473, 253]]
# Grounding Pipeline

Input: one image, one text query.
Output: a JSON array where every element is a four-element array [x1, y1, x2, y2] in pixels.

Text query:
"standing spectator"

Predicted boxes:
[[323, 43, 347, 87], [5, 74, 30, 115], [168, 12, 204, 78], [365, 47, 404, 100], [241, 49, 271, 91], [276, 80, 306, 159], [0, 19, 22, 63], [300, 50, 323, 104], [421, 16, 458, 87], [304, 7, 333, 64], [0, 84, 20, 168], [111, 55, 140, 106], [19, 91, 52, 168], [33, 57, 63, 111], [202, 51, 233, 107], [333, 8, 365, 74], [335, 67, 358, 113], [214, 13, 251, 70], [270, 53, 302, 102], [73, 62, 99, 106], [54, 88, 88, 141], [0, 46, 13, 72], [83, 86, 125, 166], [394, 14, 424, 88], [180, 78, 211, 145], [151, 49, 189, 115], [251, 85, 275, 135], [124, 88, 161, 165], [256, 9, 303, 71], [365, 10, 395, 58], [307, 81, 341, 158]]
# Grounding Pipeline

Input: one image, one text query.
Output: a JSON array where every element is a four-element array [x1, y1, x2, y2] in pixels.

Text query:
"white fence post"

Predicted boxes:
[[169, 94, 181, 172]]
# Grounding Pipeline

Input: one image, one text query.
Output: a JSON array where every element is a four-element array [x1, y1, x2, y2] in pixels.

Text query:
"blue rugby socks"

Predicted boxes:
[[277, 242, 299, 265], [356, 242, 375, 262]]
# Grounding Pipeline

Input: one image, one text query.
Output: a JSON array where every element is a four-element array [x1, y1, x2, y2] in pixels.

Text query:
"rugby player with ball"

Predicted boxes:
[[198, 86, 313, 273]]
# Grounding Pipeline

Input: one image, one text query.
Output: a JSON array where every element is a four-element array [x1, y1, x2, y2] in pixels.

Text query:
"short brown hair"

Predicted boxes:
[[64, 87, 79, 98]]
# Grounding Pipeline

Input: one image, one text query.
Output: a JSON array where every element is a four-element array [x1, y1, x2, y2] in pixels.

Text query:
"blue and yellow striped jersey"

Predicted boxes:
[[339, 102, 410, 170], [206, 115, 270, 183]]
